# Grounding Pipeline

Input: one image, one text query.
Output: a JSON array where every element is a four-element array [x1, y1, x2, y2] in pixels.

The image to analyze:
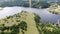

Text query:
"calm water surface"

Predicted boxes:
[[0, 6, 60, 23]]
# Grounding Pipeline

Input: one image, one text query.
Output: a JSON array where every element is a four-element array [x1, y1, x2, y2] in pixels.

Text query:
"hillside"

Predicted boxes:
[[0, 10, 60, 34], [49, 3, 60, 14], [0, 11, 39, 34], [0, 0, 52, 8]]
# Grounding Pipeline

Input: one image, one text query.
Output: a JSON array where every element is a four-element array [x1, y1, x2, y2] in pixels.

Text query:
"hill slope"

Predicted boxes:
[[0, 11, 39, 34]]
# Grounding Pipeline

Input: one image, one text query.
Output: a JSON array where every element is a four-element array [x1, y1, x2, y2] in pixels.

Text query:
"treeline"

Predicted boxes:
[[0, 0, 50, 8]]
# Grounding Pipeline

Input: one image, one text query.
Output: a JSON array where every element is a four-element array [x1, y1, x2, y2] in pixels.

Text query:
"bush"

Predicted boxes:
[[19, 21, 27, 31], [34, 14, 40, 23]]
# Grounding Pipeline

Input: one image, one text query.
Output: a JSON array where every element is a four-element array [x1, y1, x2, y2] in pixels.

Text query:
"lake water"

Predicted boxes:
[[0, 6, 60, 23]]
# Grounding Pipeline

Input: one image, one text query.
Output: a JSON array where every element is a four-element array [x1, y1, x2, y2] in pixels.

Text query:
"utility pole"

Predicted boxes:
[[29, 0, 32, 8]]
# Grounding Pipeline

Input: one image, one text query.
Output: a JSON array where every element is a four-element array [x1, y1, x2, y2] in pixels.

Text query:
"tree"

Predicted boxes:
[[19, 21, 27, 31]]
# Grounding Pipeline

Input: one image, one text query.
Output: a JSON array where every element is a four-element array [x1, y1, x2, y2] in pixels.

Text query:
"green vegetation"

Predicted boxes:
[[32, 1, 50, 8], [0, 0, 50, 8], [38, 22, 60, 34], [0, 11, 39, 34], [49, 3, 60, 14], [0, 11, 60, 34]]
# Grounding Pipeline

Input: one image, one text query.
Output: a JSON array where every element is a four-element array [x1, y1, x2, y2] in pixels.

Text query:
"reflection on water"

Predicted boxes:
[[0, 6, 60, 23]]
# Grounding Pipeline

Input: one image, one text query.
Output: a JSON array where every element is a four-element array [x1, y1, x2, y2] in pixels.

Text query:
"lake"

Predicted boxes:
[[0, 6, 60, 23]]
